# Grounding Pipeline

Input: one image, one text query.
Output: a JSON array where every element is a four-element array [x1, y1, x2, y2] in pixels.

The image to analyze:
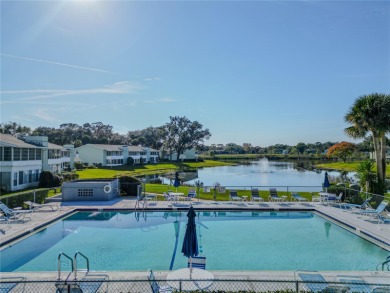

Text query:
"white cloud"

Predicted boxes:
[[144, 77, 161, 81], [31, 108, 60, 123], [143, 97, 176, 104], [0, 81, 141, 103]]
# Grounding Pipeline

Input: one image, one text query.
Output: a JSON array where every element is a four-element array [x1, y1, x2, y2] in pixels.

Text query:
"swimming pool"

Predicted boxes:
[[1, 210, 388, 272]]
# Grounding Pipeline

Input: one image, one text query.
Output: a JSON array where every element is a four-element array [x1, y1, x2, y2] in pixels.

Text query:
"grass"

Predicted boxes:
[[76, 160, 234, 179], [142, 184, 314, 201], [315, 161, 390, 178]]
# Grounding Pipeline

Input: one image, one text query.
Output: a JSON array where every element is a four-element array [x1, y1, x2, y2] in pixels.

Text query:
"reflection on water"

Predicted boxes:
[[2, 211, 387, 272], [160, 158, 354, 192]]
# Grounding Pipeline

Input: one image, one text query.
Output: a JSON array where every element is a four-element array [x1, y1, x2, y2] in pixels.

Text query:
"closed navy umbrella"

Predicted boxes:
[[181, 205, 198, 277], [323, 172, 331, 192]]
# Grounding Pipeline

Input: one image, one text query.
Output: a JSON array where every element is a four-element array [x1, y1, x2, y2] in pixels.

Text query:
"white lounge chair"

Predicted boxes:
[[0, 203, 32, 222], [183, 190, 196, 201], [295, 271, 349, 292], [354, 200, 388, 222], [324, 192, 343, 205], [335, 275, 372, 293], [163, 192, 175, 201], [24, 201, 59, 211], [251, 189, 263, 202], [0, 276, 26, 293], [145, 194, 158, 204], [340, 197, 371, 211], [291, 193, 308, 202], [229, 191, 242, 202], [147, 270, 172, 293], [269, 188, 284, 202]]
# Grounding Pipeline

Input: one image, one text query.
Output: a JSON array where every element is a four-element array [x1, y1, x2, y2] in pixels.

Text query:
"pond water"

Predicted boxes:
[[160, 159, 355, 192]]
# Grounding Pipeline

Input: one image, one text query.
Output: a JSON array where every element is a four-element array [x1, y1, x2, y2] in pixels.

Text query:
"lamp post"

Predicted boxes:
[[195, 180, 203, 201], [142, 179, 146, 197]]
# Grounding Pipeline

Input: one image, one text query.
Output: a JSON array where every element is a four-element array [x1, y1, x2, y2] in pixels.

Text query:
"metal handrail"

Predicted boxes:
[[74, 251, 90, 280], [382, 259, 390, 271], [57, 252, 74, 281]]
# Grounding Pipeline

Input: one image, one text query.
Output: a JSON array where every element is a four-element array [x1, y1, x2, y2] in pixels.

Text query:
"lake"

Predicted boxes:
[[160, 158, 354, 192]]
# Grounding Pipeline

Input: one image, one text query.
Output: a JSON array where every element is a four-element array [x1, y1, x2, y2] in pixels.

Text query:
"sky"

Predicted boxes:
[[1, 0, 389, 147]]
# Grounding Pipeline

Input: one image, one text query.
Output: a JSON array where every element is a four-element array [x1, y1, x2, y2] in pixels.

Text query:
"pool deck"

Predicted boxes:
[[1, 198, 390, 284]]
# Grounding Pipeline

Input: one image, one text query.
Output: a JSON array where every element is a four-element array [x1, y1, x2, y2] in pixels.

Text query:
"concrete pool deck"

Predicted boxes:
[[1, 197, 389, 286]]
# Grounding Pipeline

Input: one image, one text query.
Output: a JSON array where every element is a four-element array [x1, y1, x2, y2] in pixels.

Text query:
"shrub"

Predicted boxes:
[[119, 176, 141, 196], [61, 172, 80, 182], [127, 157, 135, 166], [38, 171, 62, 188], [0, 189, 49, 208], [74, 161, 84, 170]]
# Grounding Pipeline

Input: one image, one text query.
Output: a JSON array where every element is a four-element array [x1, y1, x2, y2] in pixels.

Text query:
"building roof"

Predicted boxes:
[[0, 134, 67, 150], [0, 133, 41, 148], [76, 144, 158, 152], [77, 144, 124, 151], [48, 142, 64, 150]]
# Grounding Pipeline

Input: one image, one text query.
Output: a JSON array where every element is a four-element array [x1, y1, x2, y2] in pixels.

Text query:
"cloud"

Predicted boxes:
[[143, 97, 176, 104], [1, 53, 118, 74], [144, 77, 161, 81], [0, 81, 141, 103], [30, 108, 60, 123]]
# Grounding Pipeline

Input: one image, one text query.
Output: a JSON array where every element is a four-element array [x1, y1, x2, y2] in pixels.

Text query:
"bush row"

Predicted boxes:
[[0, 189, 50, 209]]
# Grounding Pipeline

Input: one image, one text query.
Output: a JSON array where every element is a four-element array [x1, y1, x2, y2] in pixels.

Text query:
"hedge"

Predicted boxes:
[[0, 189, 50, 209]]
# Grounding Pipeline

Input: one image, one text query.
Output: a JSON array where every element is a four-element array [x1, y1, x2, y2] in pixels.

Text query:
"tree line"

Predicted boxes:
[[0, 117, 211, 162], [1, 93, 389, 189]]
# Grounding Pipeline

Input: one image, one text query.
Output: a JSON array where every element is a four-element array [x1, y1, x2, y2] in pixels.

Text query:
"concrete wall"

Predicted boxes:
[[0, 160, 42, 191], [76, 145, 104, 166], [62, 179, 119, 201]]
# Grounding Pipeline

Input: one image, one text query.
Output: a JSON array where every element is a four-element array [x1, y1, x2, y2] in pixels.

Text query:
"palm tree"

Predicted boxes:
[[344, 93, 390, 193]]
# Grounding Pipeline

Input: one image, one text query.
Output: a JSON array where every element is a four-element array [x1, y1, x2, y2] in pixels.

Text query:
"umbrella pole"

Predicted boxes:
[[189, 256, 193, 278]]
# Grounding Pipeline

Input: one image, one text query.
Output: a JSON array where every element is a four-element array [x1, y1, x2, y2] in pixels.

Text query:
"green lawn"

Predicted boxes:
[[76, 160, 234, 179], [142, 184, 315, 202], [315, 161, 390, 178]]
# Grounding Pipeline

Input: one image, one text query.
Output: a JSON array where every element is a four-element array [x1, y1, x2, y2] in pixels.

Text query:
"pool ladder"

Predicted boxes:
[[376, 256, 390, 271], [57, 251, 90, 281]]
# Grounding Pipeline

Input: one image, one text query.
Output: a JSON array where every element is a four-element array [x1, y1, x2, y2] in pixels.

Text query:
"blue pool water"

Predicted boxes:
[[0, 211, 387, 272]]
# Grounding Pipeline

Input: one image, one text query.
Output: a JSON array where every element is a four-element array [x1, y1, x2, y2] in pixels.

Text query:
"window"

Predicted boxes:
[[3, 147, 11, 161], [29, 170, 33, 183], [22, 148, 28, 160], [36, 149, 42, 160], [48, 149, 61, 159], [13, 148, 21, 161], [35, 169, 40, 182], [29, 149, 35, 160], [13, 172, 18, 186], [19, 171, 24, 184]]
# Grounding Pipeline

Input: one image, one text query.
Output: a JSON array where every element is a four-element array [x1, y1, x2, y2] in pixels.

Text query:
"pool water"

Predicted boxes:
[[0, 211, 387, 272]]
